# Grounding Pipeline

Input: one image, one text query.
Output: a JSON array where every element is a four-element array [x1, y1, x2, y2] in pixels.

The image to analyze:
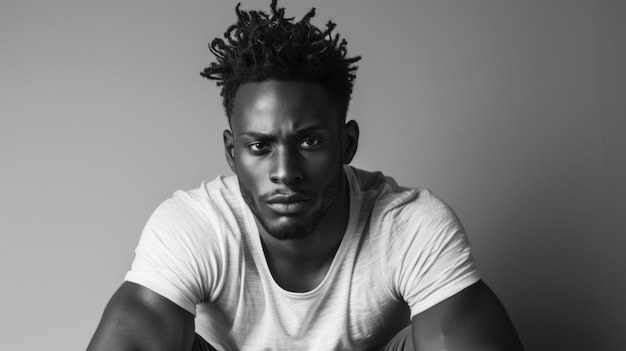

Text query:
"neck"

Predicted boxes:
[[257, 173, 350, 286]]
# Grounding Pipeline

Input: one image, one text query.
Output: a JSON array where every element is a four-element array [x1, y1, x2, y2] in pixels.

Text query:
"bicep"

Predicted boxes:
[[411, 280, 524, 351], [87, 282, 195, 351]]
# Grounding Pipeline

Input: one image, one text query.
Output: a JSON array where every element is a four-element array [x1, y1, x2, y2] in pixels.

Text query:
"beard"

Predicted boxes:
[[238, 167, 344, 241]]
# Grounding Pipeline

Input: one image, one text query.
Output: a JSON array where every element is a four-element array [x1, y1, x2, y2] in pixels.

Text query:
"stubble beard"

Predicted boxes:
[[239, 167, 344, 241]]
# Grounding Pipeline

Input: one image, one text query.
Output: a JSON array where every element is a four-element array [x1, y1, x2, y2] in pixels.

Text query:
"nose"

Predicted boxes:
[[270, 147, 303, 185]]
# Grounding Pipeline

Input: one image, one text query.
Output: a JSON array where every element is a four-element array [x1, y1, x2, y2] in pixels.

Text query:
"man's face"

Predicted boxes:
[[224, 81, 354, 240]]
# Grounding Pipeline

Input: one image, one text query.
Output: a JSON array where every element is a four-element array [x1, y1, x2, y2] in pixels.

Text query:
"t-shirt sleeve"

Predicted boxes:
[[387, 189, 480, 318], [124, 191, 223, 315]]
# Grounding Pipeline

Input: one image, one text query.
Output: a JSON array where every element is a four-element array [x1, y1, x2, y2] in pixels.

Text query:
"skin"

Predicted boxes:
[[412, 280, 524, 350], [225, 80, 352, 243], [223, 80, 359, 292], [87, 282, 195, 351], [87, 80, 524, 350]]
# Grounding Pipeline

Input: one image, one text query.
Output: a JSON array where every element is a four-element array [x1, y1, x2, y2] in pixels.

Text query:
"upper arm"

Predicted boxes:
[[411, 280, 524, 351], [87, 282, 195, 351]]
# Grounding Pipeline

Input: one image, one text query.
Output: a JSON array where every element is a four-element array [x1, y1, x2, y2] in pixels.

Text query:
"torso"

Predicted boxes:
[[194, 167, 412, 350]]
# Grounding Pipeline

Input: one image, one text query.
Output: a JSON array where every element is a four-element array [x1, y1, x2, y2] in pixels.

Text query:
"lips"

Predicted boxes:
[[266, 193, 312, 215]]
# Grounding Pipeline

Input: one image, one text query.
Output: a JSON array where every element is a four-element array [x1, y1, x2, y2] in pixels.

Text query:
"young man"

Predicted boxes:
[[88, 1, 523, 350]]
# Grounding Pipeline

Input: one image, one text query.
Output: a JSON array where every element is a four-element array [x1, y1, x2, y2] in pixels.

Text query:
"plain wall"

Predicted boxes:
[[1, 1, 624, 350]]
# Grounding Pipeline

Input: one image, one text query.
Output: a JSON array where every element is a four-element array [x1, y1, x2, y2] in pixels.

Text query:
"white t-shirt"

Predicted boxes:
[[125, 166, 480, 351]]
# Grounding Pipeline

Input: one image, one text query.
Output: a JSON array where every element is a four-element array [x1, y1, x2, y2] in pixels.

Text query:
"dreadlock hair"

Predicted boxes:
[[200, 0, 361, 121]]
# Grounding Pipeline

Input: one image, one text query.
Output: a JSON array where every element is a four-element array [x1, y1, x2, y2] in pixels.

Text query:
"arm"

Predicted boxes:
[[411, 280, 524, 351], [87, 282, 195, 351]]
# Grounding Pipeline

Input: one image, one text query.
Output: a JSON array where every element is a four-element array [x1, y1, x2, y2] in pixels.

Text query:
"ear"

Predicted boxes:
[[223, 129, 236, 173], [342, 120, 359, 164]]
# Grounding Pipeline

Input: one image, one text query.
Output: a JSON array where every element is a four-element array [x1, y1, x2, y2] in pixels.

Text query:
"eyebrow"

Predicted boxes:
[[238, 125, 326, 140]]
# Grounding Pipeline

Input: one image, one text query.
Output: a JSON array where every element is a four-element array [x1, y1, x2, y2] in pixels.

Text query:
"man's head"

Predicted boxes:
[[200, 0, 361, 121], [203, 1, 360, 241], [223, 81, 359, 240]]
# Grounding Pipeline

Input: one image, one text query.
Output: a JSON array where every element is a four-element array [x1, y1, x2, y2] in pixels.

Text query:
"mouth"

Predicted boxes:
[[266, 193, 312, 215]]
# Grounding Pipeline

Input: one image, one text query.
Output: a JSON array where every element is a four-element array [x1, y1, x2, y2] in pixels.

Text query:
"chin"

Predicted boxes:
[[259, 217, 317, 241]]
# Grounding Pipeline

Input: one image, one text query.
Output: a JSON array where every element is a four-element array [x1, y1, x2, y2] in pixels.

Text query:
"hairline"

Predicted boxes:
[[226, 78, 349, 125]]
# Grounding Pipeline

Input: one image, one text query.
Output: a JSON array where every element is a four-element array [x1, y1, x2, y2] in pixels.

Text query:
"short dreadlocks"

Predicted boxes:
[[200, 0, 361, 121]]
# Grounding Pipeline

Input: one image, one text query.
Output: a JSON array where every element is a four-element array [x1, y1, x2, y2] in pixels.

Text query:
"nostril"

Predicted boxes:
[[270, 169, 303, 185]]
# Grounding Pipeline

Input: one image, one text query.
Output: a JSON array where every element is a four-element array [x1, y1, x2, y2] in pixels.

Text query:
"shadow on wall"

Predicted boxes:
[[480, 165, 620, 351]]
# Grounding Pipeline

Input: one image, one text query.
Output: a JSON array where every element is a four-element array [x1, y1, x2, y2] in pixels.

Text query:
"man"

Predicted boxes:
[[88, 1, 524, 350]]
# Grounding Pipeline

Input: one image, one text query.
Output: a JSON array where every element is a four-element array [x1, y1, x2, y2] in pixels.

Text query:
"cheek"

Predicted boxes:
[[304, 152, 342, 179], [234, 154, 263, 189], [312, 143, 343, 167], [309, 155, 336, 169]]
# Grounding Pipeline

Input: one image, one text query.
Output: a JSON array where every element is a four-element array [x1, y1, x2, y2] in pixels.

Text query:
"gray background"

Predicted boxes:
[[1, 0, 624, 350]]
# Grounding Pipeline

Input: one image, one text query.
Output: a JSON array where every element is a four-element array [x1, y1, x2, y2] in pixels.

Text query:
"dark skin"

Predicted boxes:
[[223, 80, 358, 292], [87, 282, 195, 351], [87, 81, 524, 350]]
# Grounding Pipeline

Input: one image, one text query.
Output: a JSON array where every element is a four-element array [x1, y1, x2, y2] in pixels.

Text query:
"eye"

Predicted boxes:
[[247, 142, 271, 153], [298, 138, 321, 149]]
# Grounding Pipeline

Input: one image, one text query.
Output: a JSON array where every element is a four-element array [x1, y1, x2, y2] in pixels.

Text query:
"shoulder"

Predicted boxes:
[[169, 174, 240, 210], [152, 174, 241, 224], [349, 168, 466, 253], [128, 176, 244, 306], [347, 166, 456, 228], [347, 165, 402, 197], [383, 187, 466, 253], [387, 187, 460, 230], [140, 174, 246, 248]]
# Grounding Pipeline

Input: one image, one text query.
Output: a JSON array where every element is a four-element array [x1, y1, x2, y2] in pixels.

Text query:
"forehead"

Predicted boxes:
[[230, 80, 339, 134]]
